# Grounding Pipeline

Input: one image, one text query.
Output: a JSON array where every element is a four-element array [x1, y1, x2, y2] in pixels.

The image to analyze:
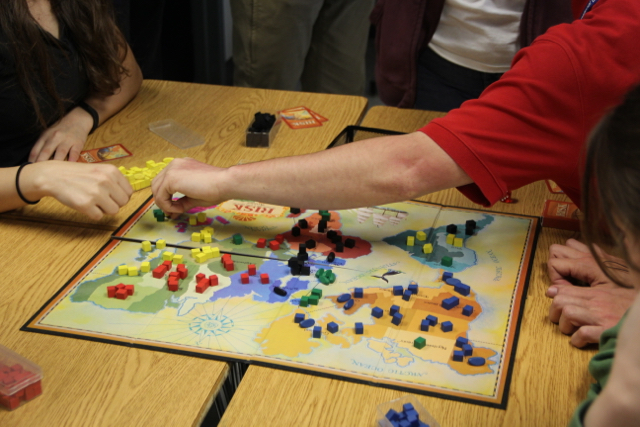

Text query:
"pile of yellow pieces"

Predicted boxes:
[[117, 263, 149, 276], [192, 246, 221, 263], [118, 158, 174, 191]]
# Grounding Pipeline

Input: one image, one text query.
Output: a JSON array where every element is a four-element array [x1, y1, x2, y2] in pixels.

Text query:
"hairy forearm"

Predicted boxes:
[[220, 132, 472, 210]]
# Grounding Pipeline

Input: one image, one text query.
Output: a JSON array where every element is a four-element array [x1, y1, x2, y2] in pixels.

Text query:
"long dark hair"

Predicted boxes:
[[582, 84, 640, 285], [0, 0, 128, 128]]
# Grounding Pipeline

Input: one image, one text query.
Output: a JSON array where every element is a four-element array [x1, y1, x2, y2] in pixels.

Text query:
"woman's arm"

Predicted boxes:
[[0, 161, 133, 220], [29, 43, 143, 162]]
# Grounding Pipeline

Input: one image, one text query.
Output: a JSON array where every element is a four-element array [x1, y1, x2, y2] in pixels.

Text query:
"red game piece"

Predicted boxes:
[[209, 275, 219, 286], [256, 238, 267, 248], [260, 273, 270, 284], [195, 280, 209, 293], [248, 264, 257, 275], [224, 261, 234, 271], [196, 273, 206, 282], [168, 280, 179, 291], [152, 265, 167, 279], [177, 264, 188, 279], [107, 286, 117, 298], [275, 234, 284, 243], [125, 285, 134, 296], [269, 240, 280, 251], [24, 381, 42, 401], [240, 273, 250, 284], [115, 289, 128, 300]]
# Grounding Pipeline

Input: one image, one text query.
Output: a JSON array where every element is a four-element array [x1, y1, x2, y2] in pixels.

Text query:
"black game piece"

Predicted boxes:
[[344, 238, 356, 248], [291, 264, 301, 275], [327, 252, 336, 263], [297, 252, 309, 261], [446, 224, 458, 234], [288, 257, 298, 268], [465, 227, 474, 236], [299, 244, 306, 252], [466, 220, 477, 229], [335, 242, 344, 253], [331, 234, 342, 244], [327, 230, 337, 240], [249, 112, 275, 132], [273, 287, 287, 296], [290, 207, 301, 214], [305, 239, 316, 249], [292, 226, 301, 237], [298, 219, 308, 229], [301, 266, 311, 276], [318, 222, 326, 233]]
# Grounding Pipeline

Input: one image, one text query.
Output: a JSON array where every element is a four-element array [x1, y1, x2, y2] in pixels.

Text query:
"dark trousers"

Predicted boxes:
[[414, 47, 504, 112]]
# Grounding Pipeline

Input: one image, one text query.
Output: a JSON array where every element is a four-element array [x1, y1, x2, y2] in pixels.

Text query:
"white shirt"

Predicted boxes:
[[428, 0, 527, 73]]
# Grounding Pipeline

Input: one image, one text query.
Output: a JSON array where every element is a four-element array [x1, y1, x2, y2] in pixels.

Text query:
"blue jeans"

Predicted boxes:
[[414, 47, 504, 112]]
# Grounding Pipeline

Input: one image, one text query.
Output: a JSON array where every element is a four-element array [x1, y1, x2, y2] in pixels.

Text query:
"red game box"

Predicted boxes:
[[0, 344, 43, 411]]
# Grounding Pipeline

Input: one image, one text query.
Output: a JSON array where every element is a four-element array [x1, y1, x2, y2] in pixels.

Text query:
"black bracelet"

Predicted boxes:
[[15, 162, 40, 205], [78, 101, 99, 134]]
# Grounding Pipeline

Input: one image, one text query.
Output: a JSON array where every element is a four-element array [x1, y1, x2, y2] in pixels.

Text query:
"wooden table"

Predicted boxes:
[[2, 80, 368, 230], [218, 106, 594, 427], [0, 218, 229, 426]]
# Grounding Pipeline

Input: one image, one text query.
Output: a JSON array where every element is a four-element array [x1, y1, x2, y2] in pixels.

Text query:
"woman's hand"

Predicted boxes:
[[28, 107, 94, 162]]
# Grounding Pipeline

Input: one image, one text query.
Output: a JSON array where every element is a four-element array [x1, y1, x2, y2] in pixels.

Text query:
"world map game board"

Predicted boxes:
[[24, 198, 539, 408]]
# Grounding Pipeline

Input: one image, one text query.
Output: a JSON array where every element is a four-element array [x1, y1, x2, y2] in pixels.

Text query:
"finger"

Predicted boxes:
[[79, 204, 105, 221], [52, 144, 70, 161], [570, 325, 603, 348], [98, 197, 121, 216], [68, 144, 83, 163], [109, 182, 132, 207], [549, 243, 585, 260], [549, 294, 589, 323], [36, 144, 55, 162], [565, 238, 590, 253], [29, 137, 47, 162], [557, 304, 599, 335]]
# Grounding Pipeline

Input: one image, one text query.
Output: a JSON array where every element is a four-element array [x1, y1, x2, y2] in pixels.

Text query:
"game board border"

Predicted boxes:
[[22, 197, 541, 409]]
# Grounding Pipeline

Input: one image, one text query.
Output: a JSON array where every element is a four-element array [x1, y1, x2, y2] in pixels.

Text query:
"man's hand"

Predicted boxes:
[[547, 239, 637, 347]]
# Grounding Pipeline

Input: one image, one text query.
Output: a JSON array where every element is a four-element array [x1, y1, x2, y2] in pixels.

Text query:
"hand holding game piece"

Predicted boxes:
[[546, 239, 637, 347], [16, 161, 133, 220], [152, 158, 226, 214], [29, 104, 96, 163]]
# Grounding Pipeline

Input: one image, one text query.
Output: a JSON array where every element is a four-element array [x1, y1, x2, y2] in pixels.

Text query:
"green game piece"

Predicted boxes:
[[299, 296, 309, 307], [308, 295, 319, 305], [441, 256, 453, 267], [232, 234, 243, 245], [414, 337, 426, 349], [327, 271, 336, 283], [311, 288, 323, 298], [315, 268, 325, 278], [319, 275, 330, 285], [319, 210, 330, 220], [156, 216, 165, 222]]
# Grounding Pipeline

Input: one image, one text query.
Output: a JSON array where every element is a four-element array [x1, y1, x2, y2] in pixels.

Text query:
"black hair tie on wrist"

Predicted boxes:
[[15, 162, 40, 205], [78, 101, 99, 134]]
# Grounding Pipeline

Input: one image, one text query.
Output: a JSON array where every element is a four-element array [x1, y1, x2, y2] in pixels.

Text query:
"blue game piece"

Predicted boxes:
[[313, 326, 322, 338], [408, 282, 418, 294], [462, 305, 474, 316], [355, 322, 363, 334], [420, 319, 430, 332], [468, 357, 486, 366], [402, 289, 412, 301], [406, 412, 419, 427], [426, 314, 438, 326], [393, 285, 403, 296], [455, 336, 469, 348], [454, 283, 471, 296], [402, 403, 414, 412], [344, 298, 354, 310], [442, 271, 453, 281], [327, 322, 339, 333], [453, 350, 464, 362], [294, 313, 305, 323], [337, 293, 351, 303], [442, 296, 460, 310], [445, 278, 461, 286], [354, 287, 363, 298], [399, 420, 411, 427], [372, 307, 383, 318], [462, 344, 473, 356], [441, 320, 453, 332], [300, 318, 315, 328], [392, 312, 403, 326], [390, 305, 400, 315], [386, 409, 400, 422]]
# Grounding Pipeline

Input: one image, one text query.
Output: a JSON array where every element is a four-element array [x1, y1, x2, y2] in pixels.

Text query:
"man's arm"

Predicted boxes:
[[152, 131, 473, 213]]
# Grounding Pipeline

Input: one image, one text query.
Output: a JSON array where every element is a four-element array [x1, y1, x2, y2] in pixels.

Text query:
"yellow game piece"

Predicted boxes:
[[446, 234, 455, 245], [163, 157, 174, 164], [191, 232, 201, 242], [407, 236, 415, 246], [141, 262, 150, 273], [202, 232, 212, 243], [189, 216, 197, 226], [134, 173, 145, 180], [191, 248, 202, 258], [203, 226, 214, 235], [197, 212, 206, 222], [422, 243, 433, 254], [118, 265, 128, 275], [416, 231, 427, 241], [453, 238, 463, 248], [146, 160, 156, 168], [202, 246, 213, 260], [154, 162, 166, 170], [156, 239, 166, 249], [118, 166, 127, 173], [142, 241, 152, 252], [162, 251, 173, 261], [128, 266, 138, 276], [195, 253, 207, 263], [173, 254, 184, 263], [209, 247, 221, 258]]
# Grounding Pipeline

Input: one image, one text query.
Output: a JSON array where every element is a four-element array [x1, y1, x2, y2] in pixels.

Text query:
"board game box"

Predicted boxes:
[[23, 197, 539, 408]]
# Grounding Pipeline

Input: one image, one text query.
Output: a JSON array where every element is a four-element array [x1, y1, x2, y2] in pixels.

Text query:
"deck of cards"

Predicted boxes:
[[279, 106, 328, 129]]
